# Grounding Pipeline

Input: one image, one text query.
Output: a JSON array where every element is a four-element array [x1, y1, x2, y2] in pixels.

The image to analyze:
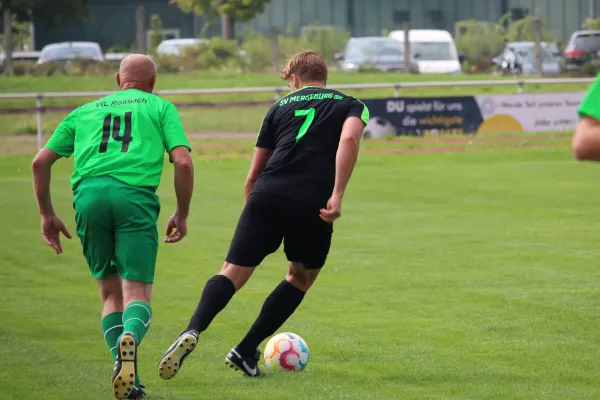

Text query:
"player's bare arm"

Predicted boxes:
[[159, 51, 370, 379], [32, 148, 72, 254], [165, 146, 194, 243], [33, 54, 192, 398], [572, 116, 600, 161], [244, 147, 272, 203], [320, 116, 365, 223]]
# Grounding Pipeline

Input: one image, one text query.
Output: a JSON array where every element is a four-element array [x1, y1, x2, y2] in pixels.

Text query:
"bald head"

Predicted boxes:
[[116, 54, 157, 93]]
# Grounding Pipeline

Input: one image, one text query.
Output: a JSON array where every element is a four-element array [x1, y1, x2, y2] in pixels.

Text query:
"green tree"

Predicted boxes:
[[505, 16, 557, 42], [11, 19, 29, 50], [583, 17, 600, 30], [302, 23, 350, 63], [0, 0, 88, 29], [1, 0, 88, 75], [170, 0, 272, 39], [148, 14, 164, 54], [455, 20, 505, 73]]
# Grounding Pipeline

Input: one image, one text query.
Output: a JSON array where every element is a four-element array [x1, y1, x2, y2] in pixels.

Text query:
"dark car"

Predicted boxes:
[[335, 36, 419, 73], [564, 30, 600, 71]]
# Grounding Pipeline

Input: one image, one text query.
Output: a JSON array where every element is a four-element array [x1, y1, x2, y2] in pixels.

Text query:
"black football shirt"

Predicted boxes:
[[252, 86, 369, 208]]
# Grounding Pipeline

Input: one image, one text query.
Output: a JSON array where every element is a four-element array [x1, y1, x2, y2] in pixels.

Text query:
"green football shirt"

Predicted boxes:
[[45, 89, 190, 190], [579, 74, 600, 120]]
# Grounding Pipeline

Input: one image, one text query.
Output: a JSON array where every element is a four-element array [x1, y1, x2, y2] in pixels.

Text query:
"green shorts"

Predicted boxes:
[[73, 177, 160, 283]]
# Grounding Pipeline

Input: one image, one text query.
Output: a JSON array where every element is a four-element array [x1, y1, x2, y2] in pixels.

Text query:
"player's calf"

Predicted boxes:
[[158, 330, 198, 380]]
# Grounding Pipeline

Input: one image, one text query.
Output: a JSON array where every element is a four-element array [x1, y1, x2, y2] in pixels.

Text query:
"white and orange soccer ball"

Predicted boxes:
[[263, 332, 309, 372]]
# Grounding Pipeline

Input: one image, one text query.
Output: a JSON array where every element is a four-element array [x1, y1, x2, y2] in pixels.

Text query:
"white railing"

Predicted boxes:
[[0, 77, 595, 149]]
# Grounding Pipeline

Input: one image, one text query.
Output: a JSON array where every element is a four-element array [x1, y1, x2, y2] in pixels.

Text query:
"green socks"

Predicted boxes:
[[101, 312, 123, 361], [103, 302, 152, 389], [120, 301, 153, 345]]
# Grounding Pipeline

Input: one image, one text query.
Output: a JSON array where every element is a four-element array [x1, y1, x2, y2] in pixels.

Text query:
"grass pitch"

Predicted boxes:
[[1, 143, 600, 399]]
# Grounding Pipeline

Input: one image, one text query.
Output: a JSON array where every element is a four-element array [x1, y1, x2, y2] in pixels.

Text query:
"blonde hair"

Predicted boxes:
[[280, 51, 328, 83]]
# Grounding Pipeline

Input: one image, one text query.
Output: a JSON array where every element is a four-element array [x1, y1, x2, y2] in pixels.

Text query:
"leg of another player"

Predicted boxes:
[[158, 262, 254, 380], [227, 262, 319, 376], [238, 262, 318, 354], [186, 262, 254, 332], [99, 274, 125, 361]]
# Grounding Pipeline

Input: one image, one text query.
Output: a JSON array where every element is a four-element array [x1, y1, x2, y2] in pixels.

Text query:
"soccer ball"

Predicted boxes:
[[263, 332, 309, 372], [363, 116, 397, 139]]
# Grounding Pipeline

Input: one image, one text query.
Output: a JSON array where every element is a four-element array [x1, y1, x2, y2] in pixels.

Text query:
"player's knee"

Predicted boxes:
[[287, 262, 320, 291], [100, 289, 123, 311], [286, 269, 319, 292], [285, 274, 316, 292], [122, 279, 152, 304], [97, 275, 124, 308], [220, 262, 255, 291], [101, 291, 122, 303]]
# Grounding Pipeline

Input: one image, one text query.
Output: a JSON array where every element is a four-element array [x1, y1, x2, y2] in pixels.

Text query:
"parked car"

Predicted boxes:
[[0, 51, 41, 64], [492, 41, 562, 76], [105, 52, 131, 63], [37, 41, 104, 65], [388, 29, 463, 74], [334, 36, 419, 73], [564, 30, 600, 71], [156, 38, 208, 56]]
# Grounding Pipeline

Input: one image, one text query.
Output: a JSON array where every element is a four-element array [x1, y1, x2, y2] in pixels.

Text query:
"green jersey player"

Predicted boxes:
[[573, 76, 600, 160], [31, 54, 194, 399]]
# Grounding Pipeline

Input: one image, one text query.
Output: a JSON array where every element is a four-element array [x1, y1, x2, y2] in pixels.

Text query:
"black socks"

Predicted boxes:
[[185, 275, 307, 358], [186, 274, 236, 333], [236, 280, 306, 357]]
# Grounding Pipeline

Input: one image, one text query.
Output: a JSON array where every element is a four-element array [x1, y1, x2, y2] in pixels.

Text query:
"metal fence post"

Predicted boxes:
[[403, 22, 411, 75], [0, 78, 595, 125], [270, 25, 280, 73], [36, 95, 44, 150], [532, 18, 543, 76]]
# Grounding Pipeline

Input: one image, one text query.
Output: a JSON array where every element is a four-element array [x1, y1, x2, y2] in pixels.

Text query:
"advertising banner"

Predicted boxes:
[[474, 92, 583, 133], [361, 97, 483, 137], [361, 92, 583, 137]]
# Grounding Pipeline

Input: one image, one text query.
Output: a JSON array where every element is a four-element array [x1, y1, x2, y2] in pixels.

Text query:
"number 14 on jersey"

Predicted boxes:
[[99, 112, 133, 153]]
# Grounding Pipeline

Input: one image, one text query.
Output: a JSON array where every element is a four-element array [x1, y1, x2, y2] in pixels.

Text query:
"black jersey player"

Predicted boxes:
[[158, 50, 369, 378]]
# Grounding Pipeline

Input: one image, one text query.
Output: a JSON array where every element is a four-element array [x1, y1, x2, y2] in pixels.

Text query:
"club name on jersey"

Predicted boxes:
[[96, 98, 148, 107], [279, 93, 343, 107]]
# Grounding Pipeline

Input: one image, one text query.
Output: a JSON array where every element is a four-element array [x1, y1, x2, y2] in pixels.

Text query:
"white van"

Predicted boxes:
[[388, 29, 462, 74]]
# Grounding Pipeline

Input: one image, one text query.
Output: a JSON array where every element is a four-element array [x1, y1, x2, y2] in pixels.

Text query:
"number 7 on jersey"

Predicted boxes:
[[294, 108, 315, 142]]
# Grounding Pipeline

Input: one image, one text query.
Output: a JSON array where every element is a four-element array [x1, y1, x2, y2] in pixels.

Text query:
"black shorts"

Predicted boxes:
[[225, 193, 333, 269]]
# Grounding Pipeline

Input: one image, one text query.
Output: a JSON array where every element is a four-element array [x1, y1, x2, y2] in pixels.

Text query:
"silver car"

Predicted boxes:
[[335, 37, 419, 73], [156, 38, 208, 56], [492, 41, 562, 76], [37, 41, 104, 65], [0, 51, 41, 64]]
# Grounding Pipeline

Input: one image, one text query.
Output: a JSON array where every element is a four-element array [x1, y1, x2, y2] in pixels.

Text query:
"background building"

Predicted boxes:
[[34, 0, 600, 50]]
